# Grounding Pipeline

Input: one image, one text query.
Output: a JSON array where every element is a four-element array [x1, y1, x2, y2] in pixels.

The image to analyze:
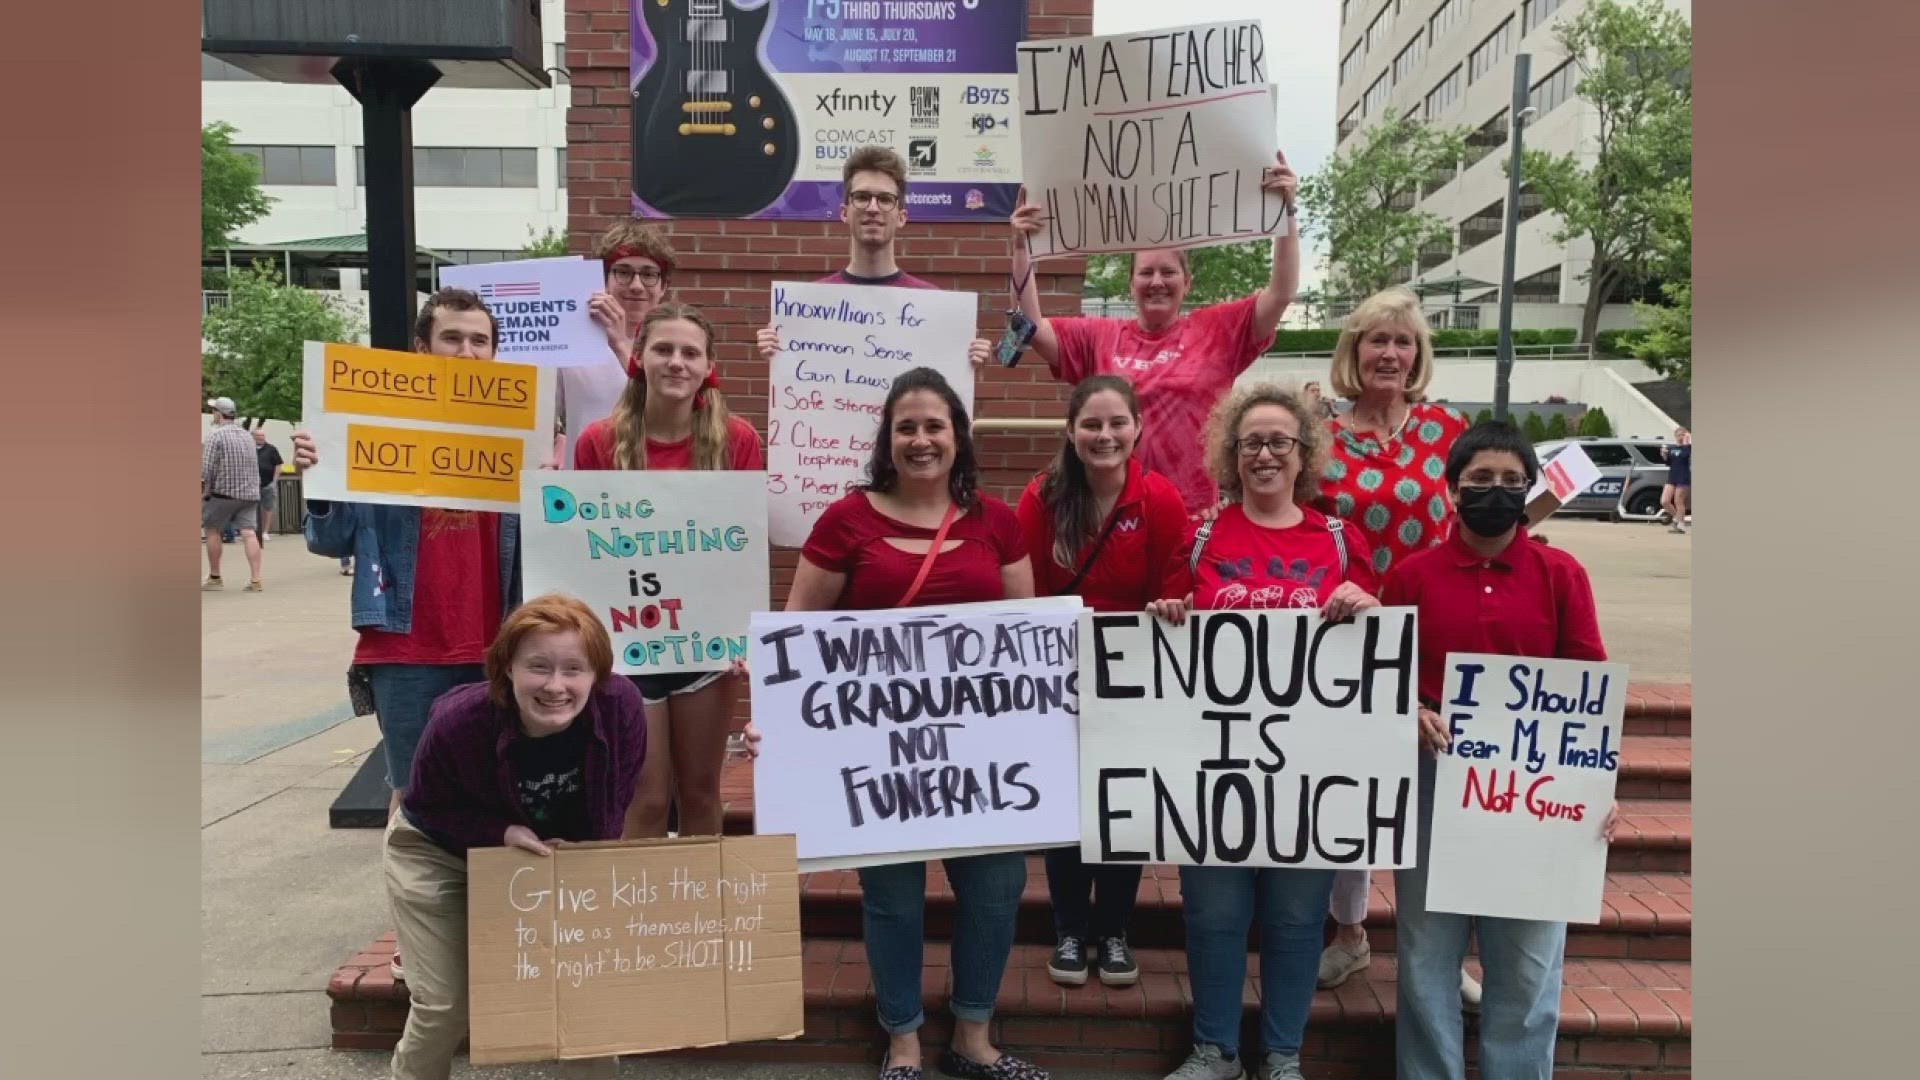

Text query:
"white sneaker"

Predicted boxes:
[[1315, 937, 1370, 988], [1461, 968, 1482, 1012], [1165, 1044, 1246, 1080], [1261, 1052, 1306, 1080]]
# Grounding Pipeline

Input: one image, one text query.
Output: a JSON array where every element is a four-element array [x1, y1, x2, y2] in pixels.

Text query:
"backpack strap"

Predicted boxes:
[[1187, 518, 1217, 579], [1326, 516, 1350, 579]]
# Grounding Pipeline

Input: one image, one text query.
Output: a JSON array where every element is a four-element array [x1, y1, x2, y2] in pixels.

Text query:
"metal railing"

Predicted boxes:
[[202, 290, 231, 315], [1260, 340, 1595, 362]]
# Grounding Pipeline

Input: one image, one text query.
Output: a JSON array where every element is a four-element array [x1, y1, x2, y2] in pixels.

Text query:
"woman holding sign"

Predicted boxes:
[[1147, 383, 1382, 1080], [1014, 374, 1186, 989], [1005, 151, 1301, 517], [385, 594, 747, 1080], [1380, 421, 1614, 1080], [1310, 287, 1478, 1004], [573, 303, 765, 840], [786, 367, 1045, 1080]]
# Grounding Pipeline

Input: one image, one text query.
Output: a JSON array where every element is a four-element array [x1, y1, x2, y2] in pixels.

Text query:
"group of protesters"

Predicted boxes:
[[285, 144, 1614, 1080]]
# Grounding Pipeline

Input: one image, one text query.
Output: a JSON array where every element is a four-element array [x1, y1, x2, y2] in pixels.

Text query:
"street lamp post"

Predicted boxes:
[[1493, 53, 1533, 424]]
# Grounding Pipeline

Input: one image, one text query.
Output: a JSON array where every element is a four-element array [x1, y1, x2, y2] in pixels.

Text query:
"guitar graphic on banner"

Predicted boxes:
[[632, 0, 800, 218]]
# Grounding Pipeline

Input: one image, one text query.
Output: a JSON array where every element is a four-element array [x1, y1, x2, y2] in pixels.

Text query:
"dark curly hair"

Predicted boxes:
[[859, 366, 979, 509]]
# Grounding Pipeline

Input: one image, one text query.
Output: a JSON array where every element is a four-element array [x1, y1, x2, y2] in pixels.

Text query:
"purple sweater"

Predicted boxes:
[[401, 678, 648, 857]]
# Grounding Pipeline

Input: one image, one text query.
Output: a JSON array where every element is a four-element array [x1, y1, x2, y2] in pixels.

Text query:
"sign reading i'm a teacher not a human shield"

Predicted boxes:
[[520, 471, 770, 675]]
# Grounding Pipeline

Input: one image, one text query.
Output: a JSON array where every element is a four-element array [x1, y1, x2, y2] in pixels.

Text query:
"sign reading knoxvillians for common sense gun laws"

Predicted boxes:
[[299, 341, 558, 513], [1076, 608, 1422, 869], [1015, 20, 1284, 260], [1424, 654, 1629, 925], [521, 472, 770, 676]]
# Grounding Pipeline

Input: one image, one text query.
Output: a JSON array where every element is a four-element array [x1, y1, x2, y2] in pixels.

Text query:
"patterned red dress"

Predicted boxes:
[[1313, 402, 1472, 577]]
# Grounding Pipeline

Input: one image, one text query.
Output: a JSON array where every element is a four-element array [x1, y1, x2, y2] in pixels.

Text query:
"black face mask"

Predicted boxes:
[[1455, 485, 1529, 537]]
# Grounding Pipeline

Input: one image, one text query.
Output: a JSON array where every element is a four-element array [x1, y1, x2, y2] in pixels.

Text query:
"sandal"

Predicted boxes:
[[938, 1048, 1049, 1080]]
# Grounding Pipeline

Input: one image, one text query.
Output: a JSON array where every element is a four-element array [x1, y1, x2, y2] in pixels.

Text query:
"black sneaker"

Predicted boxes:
[[1096, 935, 1139, 986], [1047, 933, 1089, 986]]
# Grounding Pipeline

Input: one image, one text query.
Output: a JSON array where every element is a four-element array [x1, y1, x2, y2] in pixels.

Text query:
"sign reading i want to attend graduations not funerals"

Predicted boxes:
[[628, 0, 1025, 222], [438, 257, 611, 368], [763, 281, 977, 547], [520, 472, 770, 675], [1015, 20, 1284, 260], [1076, 608, 1422, 869], [467, 835, 802, 1064], [1424, 653, 1630, 925], [747, 602, 1083, 869], [298, 341, 557, 513]]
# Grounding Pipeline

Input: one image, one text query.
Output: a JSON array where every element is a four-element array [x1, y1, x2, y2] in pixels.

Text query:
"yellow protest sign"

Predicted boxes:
[[322, 343, 540, 431], [344, 424, 526, 503]]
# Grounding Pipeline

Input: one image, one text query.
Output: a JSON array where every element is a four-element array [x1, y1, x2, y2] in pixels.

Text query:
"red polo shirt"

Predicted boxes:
[[1015, 460, 1187, 611], [1380, 525, 1608, 705]]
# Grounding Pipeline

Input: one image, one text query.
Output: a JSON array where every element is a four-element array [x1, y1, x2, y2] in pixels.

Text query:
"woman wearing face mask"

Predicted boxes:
[[1007, 152, 1302, 517], [1382, 422, 1616, 1080], [1308, 287, 1478, 1004], [573, 303, 764, 840], [380, 595, 663, 1080], [1146, 383, 1381, 1080], [786, 367, 1045, 1080], [1014, 375, 1186, 990]]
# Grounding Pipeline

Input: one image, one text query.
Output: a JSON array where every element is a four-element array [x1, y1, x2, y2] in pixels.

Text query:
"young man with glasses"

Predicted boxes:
[[557, 221, 682, 467], [757, 145, 990, 365]]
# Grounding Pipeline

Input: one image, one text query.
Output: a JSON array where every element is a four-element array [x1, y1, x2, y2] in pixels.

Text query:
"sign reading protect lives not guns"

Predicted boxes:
[[299, 341, 557, 512]]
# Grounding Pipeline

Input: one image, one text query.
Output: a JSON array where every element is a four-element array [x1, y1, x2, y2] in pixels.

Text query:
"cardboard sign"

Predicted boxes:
[[747, 602, 1082, 868], [1015, 20, 1284, 260], [299, 341, 558, 512], [1424, 654, 1629, 924], [467, 835, 803, 1065], [1526, 442, 1603, 523], [520, 472, 771, 675], [1076, 609, 1422, 869], [440, 257, 613, 368], [763, 282, 977, 547]]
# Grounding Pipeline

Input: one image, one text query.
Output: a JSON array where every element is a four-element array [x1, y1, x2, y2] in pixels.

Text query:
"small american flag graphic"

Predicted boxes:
[[478, 281, 541, 298]]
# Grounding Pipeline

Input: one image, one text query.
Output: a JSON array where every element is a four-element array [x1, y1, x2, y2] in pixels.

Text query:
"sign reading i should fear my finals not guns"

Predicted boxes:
[[299, 341, 557, 513]]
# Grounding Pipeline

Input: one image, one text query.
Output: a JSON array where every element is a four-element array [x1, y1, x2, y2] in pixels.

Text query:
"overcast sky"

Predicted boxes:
[[1092, 0, 1339, 285]]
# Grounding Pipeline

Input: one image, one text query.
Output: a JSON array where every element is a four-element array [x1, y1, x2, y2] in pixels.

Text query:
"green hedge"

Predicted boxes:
[[1594, 328, 1649, 356], [1271, 327, 1578, 353]]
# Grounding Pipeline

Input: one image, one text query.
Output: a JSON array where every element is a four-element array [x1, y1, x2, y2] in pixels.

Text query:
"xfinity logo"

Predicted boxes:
[[816, 89, 896, 117]]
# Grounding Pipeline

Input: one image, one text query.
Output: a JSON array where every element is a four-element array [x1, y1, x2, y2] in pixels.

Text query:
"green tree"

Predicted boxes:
[[1301, 109, 1467, 299], [1631, 280, 1690, 384], [1475, 407, 1495, 426], [521, 225, 570, 259], [1522, 412, 1549, 442], [202, 122, 274, 255], [1578, 407, 1615, 437], [1518, 0, 1692, 343], [1083, 240, 1274, 307], [202, 262, 365, 423], [1545, 412, 1571, 439]]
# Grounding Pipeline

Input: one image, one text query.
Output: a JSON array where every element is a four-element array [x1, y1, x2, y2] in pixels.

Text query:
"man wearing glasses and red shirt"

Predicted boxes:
[[557, 220, 682, 467]]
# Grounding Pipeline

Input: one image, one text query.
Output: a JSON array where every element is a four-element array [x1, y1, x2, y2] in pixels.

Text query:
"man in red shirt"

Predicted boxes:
[[1379, 421, 1613, 1080]]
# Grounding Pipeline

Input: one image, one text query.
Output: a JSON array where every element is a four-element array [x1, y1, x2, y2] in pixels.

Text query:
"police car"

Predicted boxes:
[[1534, 437, 1677, 520]]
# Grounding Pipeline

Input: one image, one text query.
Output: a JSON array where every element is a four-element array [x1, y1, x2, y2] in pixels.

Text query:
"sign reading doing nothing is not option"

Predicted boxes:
[[521, 471, 770, 675], [299, 341, 557, 513], [1077, 608, 1422, 869]]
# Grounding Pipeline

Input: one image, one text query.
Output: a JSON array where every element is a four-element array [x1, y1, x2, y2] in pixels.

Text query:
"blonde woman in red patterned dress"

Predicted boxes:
[[1309, 286, 1481, 1008]]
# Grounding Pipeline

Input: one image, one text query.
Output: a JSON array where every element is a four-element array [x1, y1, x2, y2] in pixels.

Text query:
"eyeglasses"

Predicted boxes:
[[608, 265, 665, 287], [1459, 479, 1532, 493], [1236, 435, 1302, 458], [847, 190, 901, 210]]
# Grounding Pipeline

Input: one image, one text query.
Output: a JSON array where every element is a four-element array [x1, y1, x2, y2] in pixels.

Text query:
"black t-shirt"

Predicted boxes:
[[256, 442, 285, 487], [506, 718, 594, 842]]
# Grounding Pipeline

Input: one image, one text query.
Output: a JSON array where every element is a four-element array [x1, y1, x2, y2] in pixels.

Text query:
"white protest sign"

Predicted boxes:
[[439, 256, 610, 367], [519, 471, 769, 675], [1077, 608, 1421, 869], [748, 604, 1082, 868], [1016, 20, 1283, 260], [764, 282, 978, 547], [1424, 653, 1629, 924], [299, 340, 557, 513]]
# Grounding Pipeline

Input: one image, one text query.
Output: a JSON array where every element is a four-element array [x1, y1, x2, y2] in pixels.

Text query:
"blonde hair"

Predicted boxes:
[[1328, 286, 1435, 402], [609, 304, 733, 471], [1204, 381, 1329, 506]]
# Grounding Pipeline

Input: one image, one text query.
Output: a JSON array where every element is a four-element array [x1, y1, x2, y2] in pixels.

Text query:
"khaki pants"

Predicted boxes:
[[382, 814, 619, 1080]]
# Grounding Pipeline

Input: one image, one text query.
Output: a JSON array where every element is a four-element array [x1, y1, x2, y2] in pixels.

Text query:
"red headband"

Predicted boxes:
[[603, 245, 673, 275]]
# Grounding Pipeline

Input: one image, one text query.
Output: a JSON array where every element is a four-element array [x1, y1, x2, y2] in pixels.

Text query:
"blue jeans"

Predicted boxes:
[[1180, 864, 1336, 1058], [364, 663, 486, 791], [1396, 756, 1566, 1080], [1044, 846, 1142, 940], [859, 851, 1026, 1034]]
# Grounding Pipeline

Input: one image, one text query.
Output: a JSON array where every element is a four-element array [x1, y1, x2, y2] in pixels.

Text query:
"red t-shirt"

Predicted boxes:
[[1381, 524, 1607, 705], [1313, 402, 1471, 578], [1050, 295, 1275, 514], [354, 510, 503, 665], [816, 268, 939, 290], [1015, 460, 1187, 612], [1161, 505, 1378, 610], [572, 415, 765, 471], [800, 491, 1027, 610]]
